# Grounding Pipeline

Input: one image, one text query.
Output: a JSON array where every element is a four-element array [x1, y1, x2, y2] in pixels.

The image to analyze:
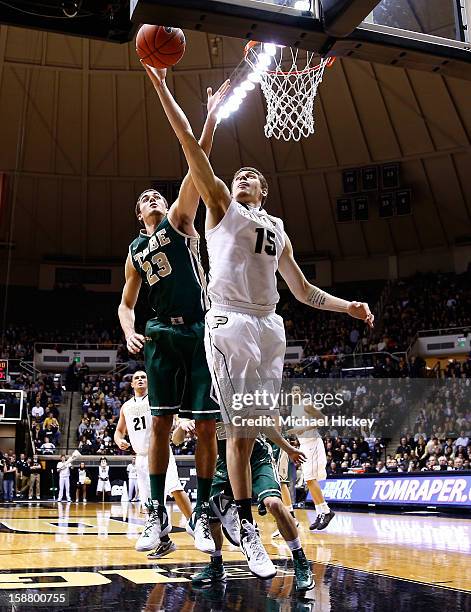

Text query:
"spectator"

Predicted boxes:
[[29, 455, 42, 499], [15, 453, 29, 496], [31, 401, 45, 422], [39, 436, 56, 455], [454, 430, 469, 449], [435, 455, 453, 471], [3, 458, 16, 502], [78, 435, 93, 454], [43, 412, 60, 445]]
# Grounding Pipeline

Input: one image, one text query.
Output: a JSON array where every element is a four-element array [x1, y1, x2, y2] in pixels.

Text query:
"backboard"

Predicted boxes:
[[0, 389, 24, 422], [131, 0, 471, 79]]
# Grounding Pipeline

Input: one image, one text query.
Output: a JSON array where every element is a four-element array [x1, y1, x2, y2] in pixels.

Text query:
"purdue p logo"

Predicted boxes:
[[211, 316, 228, 329]]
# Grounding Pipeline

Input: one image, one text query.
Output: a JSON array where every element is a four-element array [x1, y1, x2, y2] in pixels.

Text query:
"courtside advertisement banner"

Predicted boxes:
[[316, 474, 471, 508]]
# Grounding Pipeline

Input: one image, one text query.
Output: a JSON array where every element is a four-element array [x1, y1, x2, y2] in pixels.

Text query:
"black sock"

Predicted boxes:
[[292, 547, 306, 560], [160, 534, 170, 543], [211, 555, 223, 566], [235, 498, 253, 524]]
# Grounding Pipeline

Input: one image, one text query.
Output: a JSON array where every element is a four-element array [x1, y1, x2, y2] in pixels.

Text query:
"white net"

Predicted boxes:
[[244, 43, 333, 142]]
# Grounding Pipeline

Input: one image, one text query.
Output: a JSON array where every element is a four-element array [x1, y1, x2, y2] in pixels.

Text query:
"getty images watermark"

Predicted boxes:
[[229, 389, 376, 429]]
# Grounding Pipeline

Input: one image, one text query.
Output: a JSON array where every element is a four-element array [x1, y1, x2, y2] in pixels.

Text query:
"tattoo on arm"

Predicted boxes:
[[307, 288, 326, 308]]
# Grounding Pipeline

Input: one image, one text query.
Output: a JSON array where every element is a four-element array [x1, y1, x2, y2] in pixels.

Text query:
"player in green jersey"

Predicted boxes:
[[118, 79, 230, 556]]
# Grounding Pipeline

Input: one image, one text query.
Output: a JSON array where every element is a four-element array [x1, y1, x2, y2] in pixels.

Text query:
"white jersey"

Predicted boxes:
[[57, 461, 70, 479], [98, 464, 109, 480], [290, 400, 321, 438], [206, 199, 285, 315], [121, 394, 152, 456], [127, 463, 138, 479]]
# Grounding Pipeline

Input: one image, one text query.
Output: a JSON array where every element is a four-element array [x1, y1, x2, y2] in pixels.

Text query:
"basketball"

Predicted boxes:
[[136, 25, 186, 69]]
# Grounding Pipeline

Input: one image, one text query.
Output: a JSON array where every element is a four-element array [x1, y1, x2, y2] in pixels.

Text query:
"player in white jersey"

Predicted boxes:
[[287, 384, 335, 531], [115, 370, 193, 558], [144, 65, 374, 578]]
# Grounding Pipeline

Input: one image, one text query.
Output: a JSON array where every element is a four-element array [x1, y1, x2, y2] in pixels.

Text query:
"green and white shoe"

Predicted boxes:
[[191, 560, 227, 585], [293, 553, 314, 591], [135, 500, 171, 552]]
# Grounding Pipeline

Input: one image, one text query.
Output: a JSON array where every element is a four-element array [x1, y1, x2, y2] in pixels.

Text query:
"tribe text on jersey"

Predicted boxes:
[[129, 217, 208, 320], [206, 200, 285, 314]]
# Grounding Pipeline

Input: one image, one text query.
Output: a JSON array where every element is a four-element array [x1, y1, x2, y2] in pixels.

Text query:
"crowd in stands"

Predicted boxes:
[[364, 272, 470, 353]]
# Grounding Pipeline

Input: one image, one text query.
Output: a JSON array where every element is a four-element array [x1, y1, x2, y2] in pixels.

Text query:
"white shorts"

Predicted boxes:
[[96, 478, 111, 493], [135, 448, 184, 504], [205, 308, 286, 427], [299, 437, 327, 482]]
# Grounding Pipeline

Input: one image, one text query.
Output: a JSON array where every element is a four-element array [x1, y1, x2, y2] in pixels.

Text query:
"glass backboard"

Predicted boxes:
[[363, 0, 467, 42], [131, 0, 471, 79]]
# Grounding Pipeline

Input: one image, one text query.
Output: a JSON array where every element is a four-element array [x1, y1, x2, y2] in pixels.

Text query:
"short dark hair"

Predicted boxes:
[[232, 167, 268, 206]]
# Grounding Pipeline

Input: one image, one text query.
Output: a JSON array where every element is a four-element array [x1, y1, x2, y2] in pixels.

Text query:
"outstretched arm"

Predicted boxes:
[[143, 65, 231, 228], [170, 81, 230, 232], [278, 232, 374, 327]]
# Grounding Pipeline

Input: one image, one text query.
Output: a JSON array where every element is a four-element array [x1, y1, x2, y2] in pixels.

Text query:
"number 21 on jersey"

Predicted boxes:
[[133, 415, 146, 431]]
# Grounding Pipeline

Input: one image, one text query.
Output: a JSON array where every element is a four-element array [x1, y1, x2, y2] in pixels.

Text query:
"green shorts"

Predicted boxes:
[[210, 451, 281, 506], [145, 318, 220, 420]]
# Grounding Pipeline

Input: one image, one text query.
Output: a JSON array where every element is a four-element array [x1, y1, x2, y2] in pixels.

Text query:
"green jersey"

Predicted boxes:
[[129, 216, 208, 321]]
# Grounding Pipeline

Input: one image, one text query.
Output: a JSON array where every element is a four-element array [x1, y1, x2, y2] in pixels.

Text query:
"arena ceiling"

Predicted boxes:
[[0, 24, 470, 284]]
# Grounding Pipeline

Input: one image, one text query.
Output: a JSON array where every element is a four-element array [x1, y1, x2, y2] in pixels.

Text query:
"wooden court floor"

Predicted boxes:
[[0, 502, 470, 611]]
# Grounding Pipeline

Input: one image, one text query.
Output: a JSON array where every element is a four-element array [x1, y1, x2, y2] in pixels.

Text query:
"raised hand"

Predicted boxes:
[[206, 79, 231, 119], [347, 301, 375, 328], [141, 62, 167, 87]]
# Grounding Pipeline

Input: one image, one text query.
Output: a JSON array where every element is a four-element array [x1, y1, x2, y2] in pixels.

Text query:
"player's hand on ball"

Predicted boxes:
[[207, 79, 230, 119], [142, 62, 167, 86], [347, 301, 375, 328], [287, 446, 306, 467], [126, 332, 146, 354]]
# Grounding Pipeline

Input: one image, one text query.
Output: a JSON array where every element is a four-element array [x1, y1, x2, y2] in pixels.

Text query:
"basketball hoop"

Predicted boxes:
[[244, 41, 335, 142]]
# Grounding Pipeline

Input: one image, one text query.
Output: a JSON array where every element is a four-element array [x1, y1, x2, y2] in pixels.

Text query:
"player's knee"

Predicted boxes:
[[263, 496, 283, 516], [151, 415, 173, 437], [194, 419, 216, 439]]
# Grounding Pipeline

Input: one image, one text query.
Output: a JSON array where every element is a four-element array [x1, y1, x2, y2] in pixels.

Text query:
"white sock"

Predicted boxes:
[[315, 502, 330, 514], [285, 537, 302, 551], [211, 550, 223, 558]]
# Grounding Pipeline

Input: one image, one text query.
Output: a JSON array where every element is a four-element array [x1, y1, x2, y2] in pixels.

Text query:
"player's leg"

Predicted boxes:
[[192, 469, 228, 585], [254, 460, 313, 590], [135, 454, 150, 512], [204, 310, 258, 524], [147, 447, 194, 559], [272, 451, 298, 537], [58, 478, 64, 501], [299, 438, 335, 531], [139, 321, 181, 551], [65, 478, 71, 501], [165, 451, 192, 519], [208, 453, 240, 546], [183, 321, 220, 553]]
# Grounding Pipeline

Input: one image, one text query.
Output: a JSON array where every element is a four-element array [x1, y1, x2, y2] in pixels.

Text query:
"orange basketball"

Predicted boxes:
[[136, 25, 186, 69]]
